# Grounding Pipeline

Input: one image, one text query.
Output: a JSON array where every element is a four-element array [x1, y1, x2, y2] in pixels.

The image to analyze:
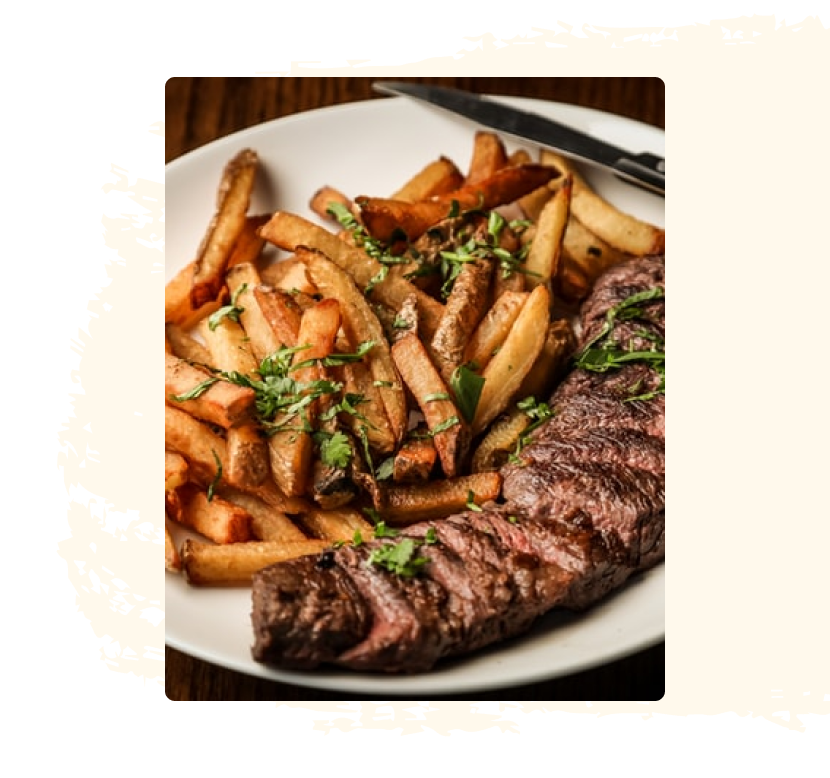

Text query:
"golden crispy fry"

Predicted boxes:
[[165, 405, 227, 486], [225, 425, 270, 489], [391, 156, 464, 202], [541, 150, 664, 256], [391, 333, 468, 478], [393, 435, 437, 482], [218, 488, 308, 543], [258, 211, 444, 338], [165, 261, 226, 329], [227, 214, 271, 268], [430, 258, 493, 384], [524, 175, 571, 289], [166, 322, 212, 365], [165, 353, 255, 428], [465, 131, 509, 186], [471, 408, 531, 473], [298, 507, 373, 543], [299, 248, 407, 448], [463, 291, 528, 372], [181, 538, 328, 585], [226, 263, 281, 362], [253, 284, 303, 347], [516, 184, 554, 222], [518, 318, 576, 402], [507, 149, 532, 166], [380, 472, 502, 525], [472, 284, 551, 435], [197, 316, 258, 375], [309, 185, 353, 222], [334, 360, 397, 455], [259, 258, 318, 296], [177, 487, 252, 545], [492, 265, 526, 298], [165, 451, 189, 491], [557, 216, 631, 301], [191, 149, 259, 308]]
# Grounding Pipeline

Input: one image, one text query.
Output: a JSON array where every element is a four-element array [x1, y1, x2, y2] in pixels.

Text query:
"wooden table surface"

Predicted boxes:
[[165, 76, 665, 702]]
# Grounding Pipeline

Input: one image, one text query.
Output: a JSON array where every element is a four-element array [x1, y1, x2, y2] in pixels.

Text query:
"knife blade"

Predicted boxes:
[[373, 82, 664, 197]]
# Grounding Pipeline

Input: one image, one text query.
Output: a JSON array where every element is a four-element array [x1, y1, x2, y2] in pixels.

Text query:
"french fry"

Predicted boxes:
[[177, 487, 252, 545], [165, 404, 227, 487], [298, 507, 373, 543], [540, 150, 664, 256], [558, 216, 631, 300], [393, 435, 437, 482], [220, 488, 308, 543], [191, 149, 259, 308], [507, 149, 533, 166], [197, 316, 258, 375], [299, 248, 407, 447], [524, 175, 571, 289], [165, 352, 255, 428], [165, 261, 226, 329], [391, 156, 464, 202], [430, 257, 493, 383], [518, 318, 576, 402], [391, 333, 468, 478], [227, 214, 271, 268], [226, 263, 281, 361], [309, 185, 353, 222], [225, 425, 270, 489], [165, 451, 189, 491], [181, 538, 328, 585], [463, 291, 528, 371], [253, 284, 303, 348], [471, 408, 530, 472], [334, 359, 397, 454], [472, 284, 551, 435], [259, 258, 318, 296], [166, 322, 213, 365], [380, 472, 502, 525], [465, 131, 509, 185]]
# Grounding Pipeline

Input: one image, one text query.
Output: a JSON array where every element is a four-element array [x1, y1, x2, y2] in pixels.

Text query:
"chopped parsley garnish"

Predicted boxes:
[[508, 396, 555, 464], [466, 490, 483, 512], [411, 415, 460, 439], [352, 529, 364, 547], [372, 520, 399, 538], [424, 527, 438, 545], [367, 537, 429, 578], [318, 431, 353, 469], [207, 449, 222, 502], [424, 392, 451, 403], [573, 287, 665, 402], [169, 377, 218, 403], [450, 364, 485, 423], [375, 457, 395, 481], [392, 315, 411, 330], [362, 506, 383, 524], [507, 515, 519, 524]]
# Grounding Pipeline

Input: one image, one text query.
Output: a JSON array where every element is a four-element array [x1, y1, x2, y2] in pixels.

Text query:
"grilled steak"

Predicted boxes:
[[251, 255, 666, 673]]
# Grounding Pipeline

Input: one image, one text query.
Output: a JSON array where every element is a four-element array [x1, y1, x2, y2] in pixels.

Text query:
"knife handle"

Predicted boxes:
[[612, 153, 665, 196]]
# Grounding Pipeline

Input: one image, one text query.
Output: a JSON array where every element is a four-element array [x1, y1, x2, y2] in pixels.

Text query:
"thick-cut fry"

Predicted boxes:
[[309, 185, 353, 222], [191, 149, 259, 308], [177, 487, 252, 545], [518, 318, 576, 401], [166, 322, 212, 365], [299, 248, 407, 447], [464, 291, 528, 372], [334, 360, 397, 454], [540, 150, 664, 256], [165, 353, 255, 428], [391, 333, 468, 478], [225, 425, 270, 489], [165, 261, 226, 329], [227, 214, 271, 268], [299, 507, 373, 543], [253, 284, 303, 347], [430, 258, 493, 383], [557, 216, 631, 300], [165, 451, 189, 491], [393, 435, 437, 482], [258, 211, 444, 338], [391, 156, 464, 202], [471, 408, 530, 472], [219, 488, 308, 543], [357, 164, 560, 243], [507, 149, 532, 166], [465, 132, 509, 185], [197, 316, 258, 375], [472, 284, 551, 435], [165, 405, 227, 486], [380, 472, 502, 525], [226, 263, 281, 361], [181, 539, 328, 585], [524, 175, 571, 288], [259, 258, 318, 296]]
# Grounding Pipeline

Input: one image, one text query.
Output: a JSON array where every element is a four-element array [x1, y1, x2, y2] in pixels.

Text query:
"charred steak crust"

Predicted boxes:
[[250, 256, 666, 672]]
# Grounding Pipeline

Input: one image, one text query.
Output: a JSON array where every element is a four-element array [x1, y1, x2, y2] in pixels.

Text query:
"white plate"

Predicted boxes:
[[166, 95, 665, 696]]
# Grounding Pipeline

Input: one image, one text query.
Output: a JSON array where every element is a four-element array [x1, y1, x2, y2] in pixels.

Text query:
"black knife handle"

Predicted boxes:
[[612, 153, 665, 196]]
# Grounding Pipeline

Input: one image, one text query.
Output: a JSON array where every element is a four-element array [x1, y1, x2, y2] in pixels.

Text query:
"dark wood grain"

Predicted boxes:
[[165, 76, 665, 702]]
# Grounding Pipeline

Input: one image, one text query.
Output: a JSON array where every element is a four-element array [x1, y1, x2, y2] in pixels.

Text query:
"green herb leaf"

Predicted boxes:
[[352, 529, 364, 547], [319, 431, 353, 469], [169, 377, 219, 403], [424, 392, 451, 403], [207, 449, 222, 502], [424, 527, 438, 545], [375, 457, 395, 481], [450, 364, 485, 423], [372, 520, 399, 539], [362, 506, 382, 525], [431, 415, 460, 436], [367, 537, 428, 578], [207, 283, 248, 331], [466, 490, 483, 512]]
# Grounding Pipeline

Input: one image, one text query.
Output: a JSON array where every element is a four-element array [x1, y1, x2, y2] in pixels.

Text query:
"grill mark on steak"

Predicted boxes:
[[250, 255, 666, 672]]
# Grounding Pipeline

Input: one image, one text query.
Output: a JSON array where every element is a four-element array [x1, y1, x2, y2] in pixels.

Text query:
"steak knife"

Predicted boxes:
[[373, 82, 665, 197]]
